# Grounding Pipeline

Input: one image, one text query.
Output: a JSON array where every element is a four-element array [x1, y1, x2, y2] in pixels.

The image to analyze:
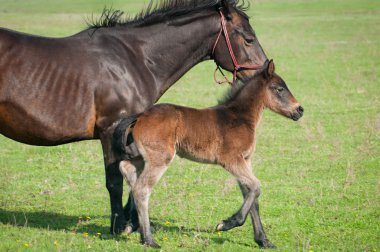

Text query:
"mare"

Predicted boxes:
[[114, 60, 304, 248], [0, 0, 267, 234]]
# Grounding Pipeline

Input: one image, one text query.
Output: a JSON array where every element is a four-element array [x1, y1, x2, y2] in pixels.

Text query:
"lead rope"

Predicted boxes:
[[213, 65, 233, 85]]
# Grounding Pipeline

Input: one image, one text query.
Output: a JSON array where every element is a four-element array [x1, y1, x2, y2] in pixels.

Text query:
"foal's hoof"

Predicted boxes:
[[216, 222, 225, 231], [215, 220, 237, 232], [258, 239, 276, 249], [123, 223, 155, 235], [144, 240, 161, 249]]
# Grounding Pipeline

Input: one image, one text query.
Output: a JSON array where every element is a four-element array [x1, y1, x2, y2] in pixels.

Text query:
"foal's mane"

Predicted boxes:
[[87, 0, 250, 29], [218, 69, 265, 105]]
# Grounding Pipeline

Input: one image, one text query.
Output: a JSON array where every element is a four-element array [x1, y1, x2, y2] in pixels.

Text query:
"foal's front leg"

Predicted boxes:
[[238, 183, 276, 249], [215, 158, 275, 248], [216, 159, 260, 231], [216, 178, 259, 231]]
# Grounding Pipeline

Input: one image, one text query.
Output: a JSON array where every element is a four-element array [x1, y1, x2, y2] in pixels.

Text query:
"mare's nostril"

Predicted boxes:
[[298, 106, 304, 114]]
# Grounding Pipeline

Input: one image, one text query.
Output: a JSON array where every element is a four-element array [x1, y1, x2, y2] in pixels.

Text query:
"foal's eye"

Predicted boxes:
[[276, 87, 284, 93]]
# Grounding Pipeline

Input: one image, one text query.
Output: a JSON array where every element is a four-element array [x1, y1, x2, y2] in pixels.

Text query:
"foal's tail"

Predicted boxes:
[[112, 115, 140, 160]]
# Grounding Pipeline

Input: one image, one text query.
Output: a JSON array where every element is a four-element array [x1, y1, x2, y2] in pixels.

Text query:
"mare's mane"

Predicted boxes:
[[87, 0, 250, 29]]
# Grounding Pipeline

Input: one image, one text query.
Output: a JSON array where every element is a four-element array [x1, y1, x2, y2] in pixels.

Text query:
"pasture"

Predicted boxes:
[[0, 0, 379, 251]]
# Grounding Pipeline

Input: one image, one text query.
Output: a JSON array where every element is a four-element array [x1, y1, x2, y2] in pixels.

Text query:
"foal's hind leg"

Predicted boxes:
[[132, 148, 175, 248], [119, 159, 143, 234], [120, 158, 144, 234], [216, 158, 260, 232]]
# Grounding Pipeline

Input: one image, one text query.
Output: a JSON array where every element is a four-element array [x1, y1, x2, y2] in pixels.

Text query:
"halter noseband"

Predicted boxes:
[[212, 9, 263, 85]]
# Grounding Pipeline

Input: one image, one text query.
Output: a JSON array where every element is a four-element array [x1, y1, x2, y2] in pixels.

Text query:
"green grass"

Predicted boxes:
[[1, 0, 379, 251]]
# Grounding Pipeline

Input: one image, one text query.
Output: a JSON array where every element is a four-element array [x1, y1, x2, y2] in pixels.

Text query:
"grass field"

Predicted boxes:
[[0, 0, 379, 251]]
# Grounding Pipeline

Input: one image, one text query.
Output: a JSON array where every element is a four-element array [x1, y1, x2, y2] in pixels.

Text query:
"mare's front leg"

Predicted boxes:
[[100, 130, 126, 234]]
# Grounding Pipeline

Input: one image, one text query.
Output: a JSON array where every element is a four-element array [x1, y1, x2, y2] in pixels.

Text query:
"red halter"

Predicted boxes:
[[212, 9, 263, 85]]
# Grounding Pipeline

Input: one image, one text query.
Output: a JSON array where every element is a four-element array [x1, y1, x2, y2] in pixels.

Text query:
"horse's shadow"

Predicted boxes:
[[0, 209, 252, 247], [0, 208, 109, 235], [150, 220, 252, 247]]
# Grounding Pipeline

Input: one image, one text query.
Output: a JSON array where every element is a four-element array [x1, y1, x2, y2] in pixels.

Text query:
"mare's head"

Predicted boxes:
[[212, 0, 267, 79], [258, 60, 303, 121]]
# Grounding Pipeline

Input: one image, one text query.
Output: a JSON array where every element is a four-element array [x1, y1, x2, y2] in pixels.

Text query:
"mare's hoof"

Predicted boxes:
[[258, 239, 276, 249], [110, 214, 127, 235], [111, 224, 127, 235], [123, 225, 134, 235], [122, 222, 139, 235]]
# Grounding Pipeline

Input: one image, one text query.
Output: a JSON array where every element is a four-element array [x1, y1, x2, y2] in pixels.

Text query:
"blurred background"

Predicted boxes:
[[0, 0, 379, 251]]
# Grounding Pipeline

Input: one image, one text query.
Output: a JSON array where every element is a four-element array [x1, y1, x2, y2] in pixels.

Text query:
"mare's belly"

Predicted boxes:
[[0, 101, 96, 146]]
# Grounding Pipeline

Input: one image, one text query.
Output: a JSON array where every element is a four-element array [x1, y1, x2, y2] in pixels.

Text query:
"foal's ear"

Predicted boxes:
[[268, 59, 275, 76], [264, 59, 275, 79]]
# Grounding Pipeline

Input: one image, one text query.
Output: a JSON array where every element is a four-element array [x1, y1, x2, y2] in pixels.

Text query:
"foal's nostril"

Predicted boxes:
[[297, 106, 304, 114]]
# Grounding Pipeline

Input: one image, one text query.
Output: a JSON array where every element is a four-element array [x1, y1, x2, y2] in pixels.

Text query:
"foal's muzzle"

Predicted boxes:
[[291, 106, 304, 121]]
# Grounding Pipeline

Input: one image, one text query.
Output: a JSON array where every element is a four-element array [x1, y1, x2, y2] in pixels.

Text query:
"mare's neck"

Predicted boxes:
[[129, 12, 220, 101]]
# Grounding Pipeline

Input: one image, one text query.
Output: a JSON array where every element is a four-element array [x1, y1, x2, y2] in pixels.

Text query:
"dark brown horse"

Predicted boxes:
[[0, 0, 267, 234], [114, 60, 303, 248]]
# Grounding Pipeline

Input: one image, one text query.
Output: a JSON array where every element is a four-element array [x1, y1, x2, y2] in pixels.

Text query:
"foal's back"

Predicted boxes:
[[131, 103, 255, 165]]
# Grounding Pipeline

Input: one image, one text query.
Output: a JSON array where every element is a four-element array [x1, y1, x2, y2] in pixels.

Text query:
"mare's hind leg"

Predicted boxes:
[[100, 131, 126, 234], [123, 194, 138, 233], [216, 157, 260, 232], [238, 183, 276, 249]]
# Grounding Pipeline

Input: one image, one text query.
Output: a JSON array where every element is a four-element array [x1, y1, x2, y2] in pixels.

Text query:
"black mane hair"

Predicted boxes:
[[87, 0, 250, 29]]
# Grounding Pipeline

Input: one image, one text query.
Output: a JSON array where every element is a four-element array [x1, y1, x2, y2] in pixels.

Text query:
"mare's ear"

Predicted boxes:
[[263, 59, 275, 79], [219, 0, 233, 20]]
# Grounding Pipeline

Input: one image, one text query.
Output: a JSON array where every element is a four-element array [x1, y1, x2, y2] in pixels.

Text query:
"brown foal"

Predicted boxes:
[[113, 60, 303, 248]]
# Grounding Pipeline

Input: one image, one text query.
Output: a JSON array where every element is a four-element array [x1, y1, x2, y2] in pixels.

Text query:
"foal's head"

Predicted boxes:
[[259, 60, 303, 121]]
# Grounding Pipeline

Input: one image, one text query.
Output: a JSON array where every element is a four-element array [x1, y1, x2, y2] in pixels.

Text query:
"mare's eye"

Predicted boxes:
[[244, 37, 255, 44]]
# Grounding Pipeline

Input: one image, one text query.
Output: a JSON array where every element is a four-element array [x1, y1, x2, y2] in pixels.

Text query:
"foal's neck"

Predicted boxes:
[[225, 81, 266, 130]]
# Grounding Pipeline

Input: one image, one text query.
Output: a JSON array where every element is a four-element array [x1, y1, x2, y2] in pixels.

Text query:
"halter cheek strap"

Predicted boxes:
[[212, 9, 263, 85]]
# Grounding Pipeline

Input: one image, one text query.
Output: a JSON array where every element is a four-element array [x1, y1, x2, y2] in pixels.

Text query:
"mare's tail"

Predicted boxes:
[[112, 115, 140, 160]]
